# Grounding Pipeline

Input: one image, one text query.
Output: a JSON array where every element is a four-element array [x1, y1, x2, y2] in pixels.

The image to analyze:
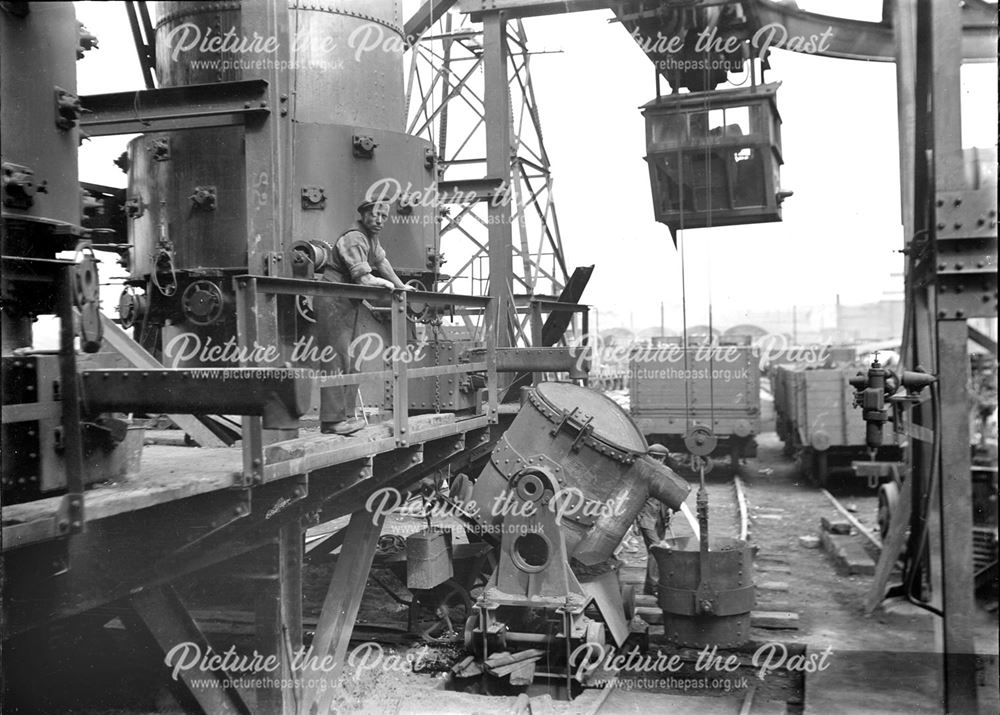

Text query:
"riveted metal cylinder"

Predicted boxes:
[[472, 383, 691, 565], [652, 536, 755, 649]]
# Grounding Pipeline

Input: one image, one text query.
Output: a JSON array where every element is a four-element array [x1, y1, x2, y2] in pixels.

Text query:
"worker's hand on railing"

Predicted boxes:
[[361, 275, 396, 290]]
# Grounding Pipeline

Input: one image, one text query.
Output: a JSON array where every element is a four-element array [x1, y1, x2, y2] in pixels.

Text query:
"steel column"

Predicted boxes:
[[914, 0, 979, 710], [935, 319, 976, 713], [483, 11, 515, 347], [57, 266, 85, 533]]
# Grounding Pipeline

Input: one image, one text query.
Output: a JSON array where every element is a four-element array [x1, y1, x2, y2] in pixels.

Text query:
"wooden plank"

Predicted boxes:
[[3, 414, 482, 551], [301, 509, 386, 715], [751, 611, 799, 630], [1, 444, 240, 528], [820, 531, 876, 576]]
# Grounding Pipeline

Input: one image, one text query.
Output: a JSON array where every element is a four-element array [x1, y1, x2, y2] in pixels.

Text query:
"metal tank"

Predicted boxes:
[[124, 0, 439, 359], [1, 0, 93, 351], [471, 382, 691, 565], [1, 2, 83, 232], [652, 536, 755, 649]]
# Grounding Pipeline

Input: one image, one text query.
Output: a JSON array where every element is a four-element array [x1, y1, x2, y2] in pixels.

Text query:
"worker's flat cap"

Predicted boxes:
[[357, 199, 390, 214]]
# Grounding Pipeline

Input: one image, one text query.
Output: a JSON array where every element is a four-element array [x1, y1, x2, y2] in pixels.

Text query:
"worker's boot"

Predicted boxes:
[[321, 416, 365, 436]]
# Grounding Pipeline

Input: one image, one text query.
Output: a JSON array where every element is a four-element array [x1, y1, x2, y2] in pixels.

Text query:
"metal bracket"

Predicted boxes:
[[661, 584, 755, 617], [147, 137, 170, 161], [172, 488, 252, 555], [2, 162, 36, 209], [263, 474, 309, 521], [55, 86, 84, 130], [189, 185, 217, 211], [124, 194, 146, 219], [352, 134, 377, 158], [569, 416, 594, 453], [301, 185, 326, 210], [549, 406, 579, 438]]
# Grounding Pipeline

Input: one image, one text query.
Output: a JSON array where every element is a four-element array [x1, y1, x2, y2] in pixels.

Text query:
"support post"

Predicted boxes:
[[129, 586, 253, 714], [254, 520, 304, 715], [912, 0, 979, 711], [483, 11, 514, 348], [935, 320, 976, 711], [300, 509, 386, 715]]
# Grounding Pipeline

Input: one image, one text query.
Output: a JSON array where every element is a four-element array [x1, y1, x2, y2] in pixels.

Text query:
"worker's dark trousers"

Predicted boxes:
[[639, 523, 666, 595], [314, 295, 360, 423]]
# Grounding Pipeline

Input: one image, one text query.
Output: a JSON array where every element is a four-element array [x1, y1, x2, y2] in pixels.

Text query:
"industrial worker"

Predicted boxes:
[[314, 199, 414, 435], [637, 443, 675, 596]]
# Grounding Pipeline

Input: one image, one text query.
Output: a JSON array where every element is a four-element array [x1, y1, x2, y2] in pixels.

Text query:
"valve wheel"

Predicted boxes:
[[295, 294, 316, 323], [404, 279, 431, 323]]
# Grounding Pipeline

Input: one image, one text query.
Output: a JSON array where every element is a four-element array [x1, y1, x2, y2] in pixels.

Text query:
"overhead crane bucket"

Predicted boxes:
[[642, 82, 789, 233]]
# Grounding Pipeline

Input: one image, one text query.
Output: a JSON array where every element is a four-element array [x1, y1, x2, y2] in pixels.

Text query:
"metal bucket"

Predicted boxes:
[[471, 382, 690, 565], [652, 536, 755, 649], [406, 527, 454, 590]]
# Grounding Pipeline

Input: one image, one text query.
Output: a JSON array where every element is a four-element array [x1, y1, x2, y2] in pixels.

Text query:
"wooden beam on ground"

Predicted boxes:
[[300, 509, 386, 715]]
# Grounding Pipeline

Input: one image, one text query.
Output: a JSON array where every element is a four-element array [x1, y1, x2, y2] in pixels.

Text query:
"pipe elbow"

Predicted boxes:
[[631, 454, 691, 511]]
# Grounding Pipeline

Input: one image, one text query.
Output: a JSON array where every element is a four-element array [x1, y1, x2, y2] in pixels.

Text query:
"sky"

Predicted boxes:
[[72, 1, 997, 334]]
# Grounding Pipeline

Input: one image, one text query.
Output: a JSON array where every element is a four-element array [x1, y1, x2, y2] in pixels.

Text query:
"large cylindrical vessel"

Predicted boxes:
[[1, 2, 82, 230], [471, 382, 691, 564], [125, 1, 439, 362]]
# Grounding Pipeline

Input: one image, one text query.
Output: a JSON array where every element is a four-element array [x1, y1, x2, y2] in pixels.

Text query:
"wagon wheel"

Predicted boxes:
[[730, 442, 742, 477], [806, 449, 828, 488], [877, 481, 900, 538], [412, 579, 473, 644]]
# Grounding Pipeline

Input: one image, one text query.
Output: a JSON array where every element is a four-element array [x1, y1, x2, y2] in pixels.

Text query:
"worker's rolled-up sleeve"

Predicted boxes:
[[335, 232, 372, 281]]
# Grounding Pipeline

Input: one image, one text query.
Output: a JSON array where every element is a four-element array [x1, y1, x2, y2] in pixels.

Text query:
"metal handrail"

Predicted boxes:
[[235, 275, 499, 451]]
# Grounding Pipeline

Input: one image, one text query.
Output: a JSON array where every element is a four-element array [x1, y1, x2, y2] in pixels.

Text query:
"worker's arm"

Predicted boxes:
[[373, 256, 414, 291], [335, 232, 396, 289]]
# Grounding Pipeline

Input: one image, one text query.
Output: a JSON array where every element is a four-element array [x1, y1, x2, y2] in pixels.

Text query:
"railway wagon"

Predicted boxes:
[[629, 340, 760, 467], [772, 364, 901, 486]]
